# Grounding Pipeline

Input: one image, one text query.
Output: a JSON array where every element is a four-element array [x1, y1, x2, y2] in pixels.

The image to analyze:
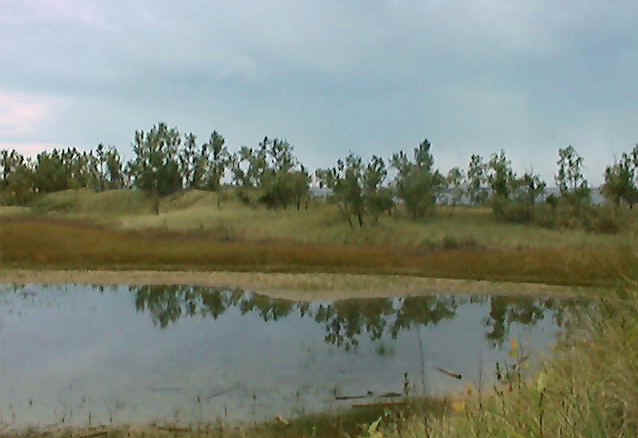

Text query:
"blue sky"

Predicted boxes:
[[1, 0, 637, 184]]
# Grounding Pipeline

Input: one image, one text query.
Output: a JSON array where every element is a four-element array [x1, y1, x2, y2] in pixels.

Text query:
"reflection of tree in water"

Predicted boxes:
[[131, 285, 301, 328], [239, 293, 296, 321], [314, 298, 395, 351], [390, 296, 459, 338], [128, 286, 582, 348], [483, 296, 584, 347], [132, 285, 243, 328]]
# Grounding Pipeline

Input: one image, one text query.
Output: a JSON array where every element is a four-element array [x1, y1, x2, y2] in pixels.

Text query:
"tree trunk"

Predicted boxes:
[[153, 190, 160, 215]]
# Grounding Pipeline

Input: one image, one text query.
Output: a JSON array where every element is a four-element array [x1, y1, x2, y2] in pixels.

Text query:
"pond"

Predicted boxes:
[[0, 284, 585, 429]]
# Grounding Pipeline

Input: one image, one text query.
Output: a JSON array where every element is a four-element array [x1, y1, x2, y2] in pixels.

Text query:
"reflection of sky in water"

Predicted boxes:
[[0, 284, 583, 428]]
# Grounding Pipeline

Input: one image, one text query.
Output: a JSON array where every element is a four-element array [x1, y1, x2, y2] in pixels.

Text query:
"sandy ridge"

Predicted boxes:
[[0, 269, 590, 300]]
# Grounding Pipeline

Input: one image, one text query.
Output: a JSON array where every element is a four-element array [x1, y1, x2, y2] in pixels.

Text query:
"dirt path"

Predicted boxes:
[[0, 269, 592, 300]]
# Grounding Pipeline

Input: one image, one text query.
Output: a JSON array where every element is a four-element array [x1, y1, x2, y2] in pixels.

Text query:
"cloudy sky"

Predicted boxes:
[[1, 0, 637, 184]]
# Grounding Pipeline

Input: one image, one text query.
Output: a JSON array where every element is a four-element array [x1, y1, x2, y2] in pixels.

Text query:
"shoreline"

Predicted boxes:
[[0, 269, 592, 300]]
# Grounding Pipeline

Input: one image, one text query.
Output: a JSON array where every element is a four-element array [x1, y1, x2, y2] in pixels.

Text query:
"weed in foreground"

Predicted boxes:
[[361, 287, 638, 437]]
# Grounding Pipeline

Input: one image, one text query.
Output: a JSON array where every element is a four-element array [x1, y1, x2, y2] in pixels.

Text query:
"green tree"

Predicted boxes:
[[602, 145, 638, 208], [446, 167, 465, 211], [0, 149, 34, 205], [316, 152, 366, 227], [363, 155, 394, 222], [555, 145, 591, 208], [231, 141, 268, 188], [487, 149, 516, 200], [104, 146, 124, 189], [33, 149, 68, 193], [467, 154, 488, 205], [90, 144, 107, 191], [291, 165, 311, 210], [391, 139, 445, 219], [486, 149, 518, 218], [205, 131, 230, 192], [128, 123, 183, 214], [517, 171, 546, 208], [258, 138, 310, 210]]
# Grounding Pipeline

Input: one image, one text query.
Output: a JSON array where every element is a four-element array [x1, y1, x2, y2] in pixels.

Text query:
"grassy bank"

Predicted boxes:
[[0, 215, 635, 287], [20, 189, 638, 250], [2, 398, 450, 438], [366, 286, 638, 437], [1, 189, 637, 287]]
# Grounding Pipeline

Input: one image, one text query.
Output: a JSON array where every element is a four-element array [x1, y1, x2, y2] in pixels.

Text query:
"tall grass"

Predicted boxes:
[[362, 286, 638, 437], [20, 189, 638, 250], [2, 398, 449, 438]]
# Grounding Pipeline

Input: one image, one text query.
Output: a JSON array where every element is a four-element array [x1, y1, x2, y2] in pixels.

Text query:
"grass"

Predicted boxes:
[[21, 188, 638, 250], [1, 189, 637, 287], [364, 285, 638, 437], [2, 189, 637, 437], [0, 214, 635, 287], [3, 397, 450, 438]]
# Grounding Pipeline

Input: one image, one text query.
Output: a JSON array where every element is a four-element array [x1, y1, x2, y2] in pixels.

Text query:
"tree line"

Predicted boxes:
[[1, 122, 637, 228]]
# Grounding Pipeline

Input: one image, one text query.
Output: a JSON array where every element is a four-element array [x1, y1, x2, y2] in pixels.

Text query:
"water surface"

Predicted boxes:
[[0, 284, 583, 428]]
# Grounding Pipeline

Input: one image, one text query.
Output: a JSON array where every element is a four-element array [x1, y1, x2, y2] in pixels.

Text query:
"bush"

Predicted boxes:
[[491, 197, 533, 224], [441, 235, 481, 250], [583, 205, 626, 234]]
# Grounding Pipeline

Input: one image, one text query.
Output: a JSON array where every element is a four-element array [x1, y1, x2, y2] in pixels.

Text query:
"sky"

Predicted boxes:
[[1, 0, 637, 185]]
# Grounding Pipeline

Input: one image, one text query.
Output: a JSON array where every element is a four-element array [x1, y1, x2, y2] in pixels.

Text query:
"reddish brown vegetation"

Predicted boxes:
[[0, 216, 633, 287]]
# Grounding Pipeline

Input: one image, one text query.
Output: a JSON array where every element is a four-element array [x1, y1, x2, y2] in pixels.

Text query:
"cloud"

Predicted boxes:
[[0, 1, 636, 186], [0, 91, 62, 139]]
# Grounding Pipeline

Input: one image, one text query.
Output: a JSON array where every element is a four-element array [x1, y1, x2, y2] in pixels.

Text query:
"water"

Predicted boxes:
[[0, 284, 584, 428]]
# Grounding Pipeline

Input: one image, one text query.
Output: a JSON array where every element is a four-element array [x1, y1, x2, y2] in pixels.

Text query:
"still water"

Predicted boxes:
[[0, 284, 583, 428]]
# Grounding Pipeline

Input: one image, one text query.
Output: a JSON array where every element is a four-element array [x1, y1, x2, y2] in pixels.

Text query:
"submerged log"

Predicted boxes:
[[352, 401, 409, 409], [434, 367, 462, 380]]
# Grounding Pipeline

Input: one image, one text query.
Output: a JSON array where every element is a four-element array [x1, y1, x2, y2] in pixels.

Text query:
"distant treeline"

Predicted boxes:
[[1, 122, 637, 229]]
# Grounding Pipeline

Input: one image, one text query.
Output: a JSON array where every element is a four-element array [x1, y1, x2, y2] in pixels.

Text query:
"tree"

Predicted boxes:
[[363, 155, 394, 222], [555, 145, 590, 207], [391, 139, 445, 219], [446, 167, 465, 211], [91, 144, 107, 191], [179, 133, 203, 189], [128, 123, 182, 214], [0, 149, 34, 205], [205, 131, 230, 192], [104, 147, 124, 189], [485, 149, 517, 218], [231, 141, 268, 188], [517, 171, 546, 208], [486, 150, 516, 201], [291, 165, 311, 211], [316, 152, 366, 227], [33, 149, 68, 193], [467, 154, 488, 205], [1, 150, 23, 189], [255, 138, 310, 210], [602, 145, 638, 208]]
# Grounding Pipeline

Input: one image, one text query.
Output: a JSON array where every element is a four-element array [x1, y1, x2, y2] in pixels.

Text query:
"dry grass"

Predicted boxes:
[[22, 189, 638, 250], [363, 286, 638, 438], [1, 398, 449, 438], [0, 206, 29, 216], [0, 215, 635, 287], [1, 189, 636, 288], [0, 270, 587, 300]]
